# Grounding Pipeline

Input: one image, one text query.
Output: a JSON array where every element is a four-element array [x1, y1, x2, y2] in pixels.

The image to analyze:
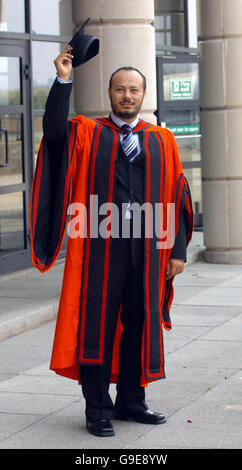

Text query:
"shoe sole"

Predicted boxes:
[[115, 414, 166, 425], [87, 426, 115, 437]]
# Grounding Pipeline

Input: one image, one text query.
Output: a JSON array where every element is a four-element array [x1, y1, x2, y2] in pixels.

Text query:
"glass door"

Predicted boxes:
[[156, 54, 202, 229], [0, 42, 31, 273]]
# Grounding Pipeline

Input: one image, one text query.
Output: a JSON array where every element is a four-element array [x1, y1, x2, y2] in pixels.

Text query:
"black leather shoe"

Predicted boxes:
[[86, 418, 115, 437], [115, 406, 166, 425]]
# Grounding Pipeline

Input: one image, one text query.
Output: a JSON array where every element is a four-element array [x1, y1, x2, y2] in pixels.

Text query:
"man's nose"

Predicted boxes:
[[123, 89, 132, 100]]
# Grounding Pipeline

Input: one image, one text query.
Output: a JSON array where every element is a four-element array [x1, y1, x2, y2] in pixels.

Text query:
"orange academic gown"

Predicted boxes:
[[30, 114, 194, 386]]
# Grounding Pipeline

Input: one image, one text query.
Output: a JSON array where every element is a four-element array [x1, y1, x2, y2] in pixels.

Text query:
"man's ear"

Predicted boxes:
[[108, 88, 111, 99]]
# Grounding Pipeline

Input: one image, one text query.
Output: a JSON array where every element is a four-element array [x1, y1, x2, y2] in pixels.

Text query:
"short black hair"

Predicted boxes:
[[109, 66, 147, 91]]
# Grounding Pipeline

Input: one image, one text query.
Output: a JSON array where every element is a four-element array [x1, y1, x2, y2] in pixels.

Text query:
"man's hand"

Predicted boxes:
[[54, 45, 73, 82], [166, 258, 184, 280]]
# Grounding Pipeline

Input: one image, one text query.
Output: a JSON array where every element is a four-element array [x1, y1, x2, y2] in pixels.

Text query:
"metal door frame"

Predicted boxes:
[[0, 40, 32, 273]]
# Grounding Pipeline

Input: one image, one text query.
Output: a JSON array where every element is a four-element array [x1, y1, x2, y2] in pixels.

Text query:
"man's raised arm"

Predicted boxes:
[[43, 45, 74, 146]]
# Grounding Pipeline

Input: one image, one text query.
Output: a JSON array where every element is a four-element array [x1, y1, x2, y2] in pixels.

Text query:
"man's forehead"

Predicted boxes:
[[112, 69, 143, 86]]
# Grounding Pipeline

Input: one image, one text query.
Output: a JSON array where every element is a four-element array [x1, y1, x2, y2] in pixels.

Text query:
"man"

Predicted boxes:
[[30, 46, 193, 437]]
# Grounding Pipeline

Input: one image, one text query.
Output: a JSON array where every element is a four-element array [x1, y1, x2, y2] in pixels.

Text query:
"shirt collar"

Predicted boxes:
[[110, 112, 140, 130]]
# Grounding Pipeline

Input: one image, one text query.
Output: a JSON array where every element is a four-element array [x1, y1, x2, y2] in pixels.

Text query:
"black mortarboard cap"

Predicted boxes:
[[69, 18, 99, 68]]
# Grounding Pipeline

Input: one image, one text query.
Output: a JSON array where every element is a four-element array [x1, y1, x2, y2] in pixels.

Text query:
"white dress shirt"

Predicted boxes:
[[110, 112, 141, 156]]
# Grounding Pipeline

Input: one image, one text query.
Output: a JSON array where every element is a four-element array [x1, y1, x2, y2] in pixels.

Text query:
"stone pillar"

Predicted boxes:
[[198, 0, 242, 263], [71, 0, 156, 123]]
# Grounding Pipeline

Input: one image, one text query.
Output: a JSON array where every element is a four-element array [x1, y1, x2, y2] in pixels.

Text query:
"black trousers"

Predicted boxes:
[[79, 234, 146, 421]]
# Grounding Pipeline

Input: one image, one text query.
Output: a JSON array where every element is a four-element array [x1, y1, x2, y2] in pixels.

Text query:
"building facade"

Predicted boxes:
[[0, 0, 240, 274]]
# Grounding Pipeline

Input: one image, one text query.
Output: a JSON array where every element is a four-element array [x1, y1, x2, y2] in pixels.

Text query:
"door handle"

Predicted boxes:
[[0, 128, 8, 167]]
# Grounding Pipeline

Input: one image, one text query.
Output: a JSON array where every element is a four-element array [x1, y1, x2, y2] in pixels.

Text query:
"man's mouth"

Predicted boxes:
[[120, 101, 134, 106]]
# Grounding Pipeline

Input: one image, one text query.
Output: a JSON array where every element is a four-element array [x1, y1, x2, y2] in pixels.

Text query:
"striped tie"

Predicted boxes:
[[121, 124, 139, 162]]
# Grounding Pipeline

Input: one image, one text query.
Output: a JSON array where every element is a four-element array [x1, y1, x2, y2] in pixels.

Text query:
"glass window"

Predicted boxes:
[[155, 0, 184, 11], [154, 13, 185, 48], [32, 41, 74, 110], [163, 63, 199, 101], [32, 42, 61, 109], [33, 115, 42, 167], [31, 0, 73, 36], [165, 109, 200, 136], [154, 15, 164, 30], [0, 114, 23, 186], [176, 135, 201, 163], [0, 57, 21, 105], [0, 0, 25, 33], [156, 32, 165, 47], [184, 167, 202, 215], [33, 111, 75, 168], [0, 191, 25, 251]]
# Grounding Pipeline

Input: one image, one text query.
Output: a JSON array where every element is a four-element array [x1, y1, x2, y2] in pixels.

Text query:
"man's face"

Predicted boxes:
[[108, 69, 146, 122]]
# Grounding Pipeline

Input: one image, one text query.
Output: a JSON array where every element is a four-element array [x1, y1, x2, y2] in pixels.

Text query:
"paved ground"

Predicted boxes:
[[0, 232, 241, 450]]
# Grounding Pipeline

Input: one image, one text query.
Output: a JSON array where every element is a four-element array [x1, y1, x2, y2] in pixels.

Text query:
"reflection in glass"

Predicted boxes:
[[0, 192, 24, 252], [165, 109, 200, 128], [0, 57, 21, 105], [0, 0, 25, 33], [154, 13, 185, 48], [184, 167, 202, 220], [32, 42, 74, 110], [33, 112, 75, 168], [31, 0, 72, 36], [32, 42, 62, 109], [33, 116, 43, 167], [176, 135, 201, 163], [163, 63, 199, 101], [0, 114, 23, 187]]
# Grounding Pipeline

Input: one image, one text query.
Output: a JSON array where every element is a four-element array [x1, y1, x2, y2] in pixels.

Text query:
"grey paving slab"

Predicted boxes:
[[183, 261, 242, 274], [173, 269, 239, 287], [23, 362, 55, 377], [172, 286, 208, 304], [165, 338, 242, 370], [123, 418, 242, 449], [219, 274, 242, 288], [0, 299, 59, 341], [170, 305, 242, 327], [200, 313, 242, 341], [182, 287, 242, 307], [165, 324, 211, 341], [0, 322, 55, 375], [0, 413, 43, 442], [0, 262, 63, 317], [0, 391, 77, 416], [0, 286, 59, 300], [0, 371, 81, 396], [0, 259, 64, 282], [147, 366, 238, 415]]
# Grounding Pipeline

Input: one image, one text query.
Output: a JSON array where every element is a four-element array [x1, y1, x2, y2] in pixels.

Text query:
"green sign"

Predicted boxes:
[[167, 125, 200, 135], [171, 80, 192, 99]]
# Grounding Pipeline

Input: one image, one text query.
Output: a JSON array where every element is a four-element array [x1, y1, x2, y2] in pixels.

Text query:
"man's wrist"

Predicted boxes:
[[56, 75, 73, 84]]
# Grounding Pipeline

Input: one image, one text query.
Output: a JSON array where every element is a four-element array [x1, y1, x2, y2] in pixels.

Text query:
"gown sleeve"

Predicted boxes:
[[29, 79, 79, 272], [170, 184, 188, 262]]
